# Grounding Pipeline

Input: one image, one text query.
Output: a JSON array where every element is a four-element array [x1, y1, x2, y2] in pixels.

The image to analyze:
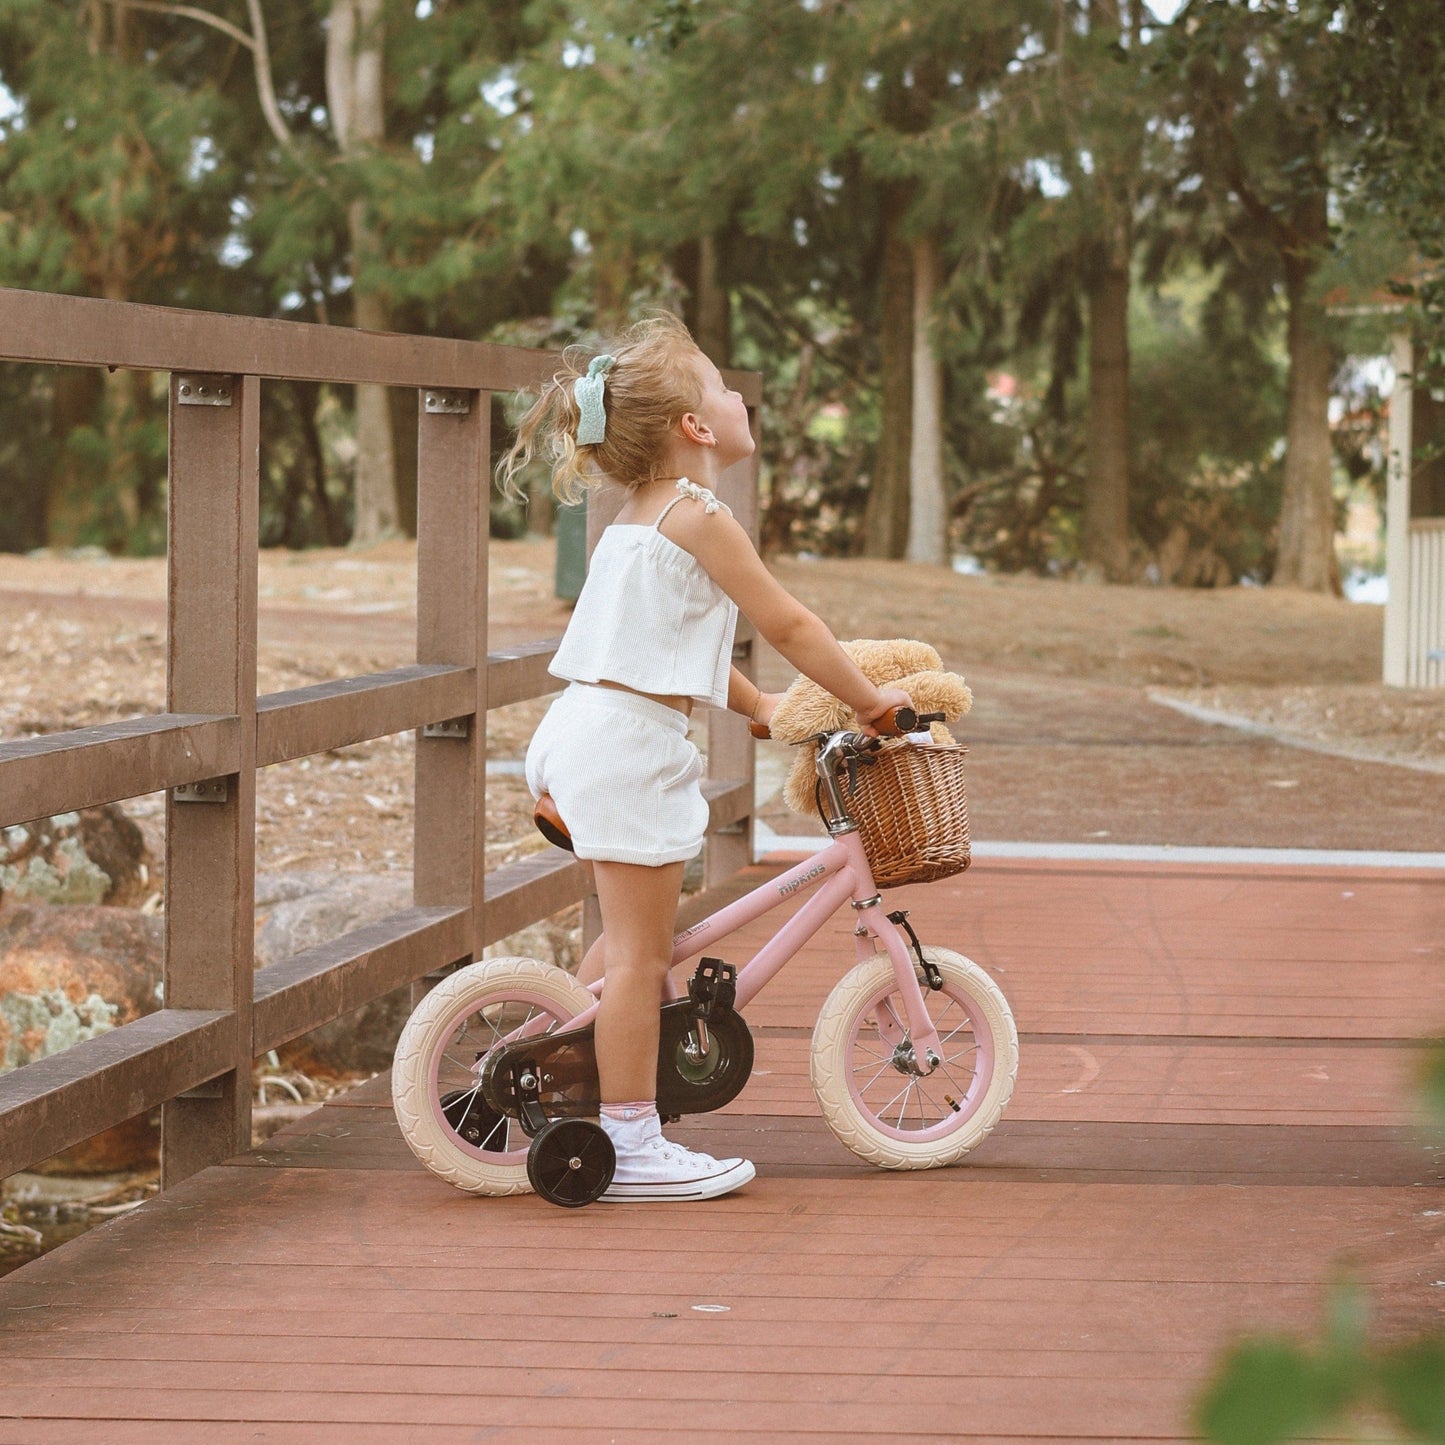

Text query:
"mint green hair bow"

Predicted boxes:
[[574, 353, 617, 445]]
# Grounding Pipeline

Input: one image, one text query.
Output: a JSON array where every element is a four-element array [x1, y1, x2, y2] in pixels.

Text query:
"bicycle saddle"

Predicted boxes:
[[533, 793, 574, 852]]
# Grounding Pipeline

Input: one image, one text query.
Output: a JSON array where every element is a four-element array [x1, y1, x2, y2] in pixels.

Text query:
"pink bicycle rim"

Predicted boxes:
[[425, 988, 574, 1164], [844, 974, 995, 1144]]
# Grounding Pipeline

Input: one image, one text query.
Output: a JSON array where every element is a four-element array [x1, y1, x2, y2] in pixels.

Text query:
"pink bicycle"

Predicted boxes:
[[392, 707, 1018, 1205]]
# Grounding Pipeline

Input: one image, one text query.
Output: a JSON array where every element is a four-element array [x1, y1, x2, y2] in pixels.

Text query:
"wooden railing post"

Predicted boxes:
[[160, 371, 259, 1186], [414, 387, 489, 963]]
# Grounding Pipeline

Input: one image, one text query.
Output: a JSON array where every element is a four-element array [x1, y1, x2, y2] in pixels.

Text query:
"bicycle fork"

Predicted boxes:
[[851, 900, 945, 1077]]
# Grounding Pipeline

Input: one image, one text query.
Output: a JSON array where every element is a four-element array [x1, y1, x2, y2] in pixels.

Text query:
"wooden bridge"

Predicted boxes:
[[1, 857, 1440, 1440], [1, 291, 1442, 1441]]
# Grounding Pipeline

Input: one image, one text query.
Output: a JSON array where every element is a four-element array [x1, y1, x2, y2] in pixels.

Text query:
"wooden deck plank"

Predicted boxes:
[[1, 858, 1440, 1441]]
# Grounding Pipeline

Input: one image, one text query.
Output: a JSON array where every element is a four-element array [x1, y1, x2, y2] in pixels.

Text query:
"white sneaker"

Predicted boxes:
[[597, 1112, 755, 1203]]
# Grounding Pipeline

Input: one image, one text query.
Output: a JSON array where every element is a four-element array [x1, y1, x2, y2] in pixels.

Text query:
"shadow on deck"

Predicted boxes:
[[2, 857, 1442, 1442]]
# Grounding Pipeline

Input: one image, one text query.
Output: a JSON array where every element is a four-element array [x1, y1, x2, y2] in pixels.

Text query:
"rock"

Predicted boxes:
[[483, 911, 581, 974], [254, 872, 415, 1078], [254, 870, 339, 910], [0, 805, 150, 909], [0, 903, 163, 1174]]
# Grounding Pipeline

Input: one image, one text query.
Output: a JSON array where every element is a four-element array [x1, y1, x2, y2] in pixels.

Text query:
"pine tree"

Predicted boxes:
[[1161, 0, 1343, 593], [0, 0, 236, 550]]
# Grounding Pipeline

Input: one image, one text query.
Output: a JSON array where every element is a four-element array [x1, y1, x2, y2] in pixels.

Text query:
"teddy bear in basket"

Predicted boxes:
[[766, 638, 972, 818]]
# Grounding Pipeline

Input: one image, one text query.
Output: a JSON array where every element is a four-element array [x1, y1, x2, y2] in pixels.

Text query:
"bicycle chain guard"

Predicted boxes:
[[480, 958, 754, 1131]]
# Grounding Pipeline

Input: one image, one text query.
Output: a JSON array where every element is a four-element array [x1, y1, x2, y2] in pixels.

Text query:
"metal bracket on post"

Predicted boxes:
[[422, 717, 470, 739], [423, 389, 471, 415], [176, 375, 236, 407], [173, 778, 229, 804]]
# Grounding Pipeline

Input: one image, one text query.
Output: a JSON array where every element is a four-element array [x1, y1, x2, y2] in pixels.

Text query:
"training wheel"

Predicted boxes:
[[526, 1119, 616, 1208]]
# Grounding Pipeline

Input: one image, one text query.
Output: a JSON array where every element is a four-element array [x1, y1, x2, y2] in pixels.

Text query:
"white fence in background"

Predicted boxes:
[[1406, 518, 1445, 686]]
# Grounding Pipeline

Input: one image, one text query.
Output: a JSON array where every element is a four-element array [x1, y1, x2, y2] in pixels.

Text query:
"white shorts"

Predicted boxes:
[[524, 684, 708, 866]]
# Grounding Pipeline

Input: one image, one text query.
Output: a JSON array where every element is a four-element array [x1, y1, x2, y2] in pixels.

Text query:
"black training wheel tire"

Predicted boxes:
[[526, 1119, 616, 1208]]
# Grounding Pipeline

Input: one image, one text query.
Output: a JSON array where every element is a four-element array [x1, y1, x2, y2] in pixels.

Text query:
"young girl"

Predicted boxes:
[[500, 314, 911, 1203]]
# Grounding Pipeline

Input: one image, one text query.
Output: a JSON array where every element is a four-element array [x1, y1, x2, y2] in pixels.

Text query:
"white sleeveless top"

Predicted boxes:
[[548, 479, 739, 708]]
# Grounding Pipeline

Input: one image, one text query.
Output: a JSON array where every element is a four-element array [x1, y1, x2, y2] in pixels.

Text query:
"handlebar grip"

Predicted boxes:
[[877, 705, 918, 736]]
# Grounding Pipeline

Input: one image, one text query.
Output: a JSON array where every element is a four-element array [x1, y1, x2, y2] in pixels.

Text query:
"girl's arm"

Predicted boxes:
[[675, 509, 911, 731], [725, 666, 784, 729]]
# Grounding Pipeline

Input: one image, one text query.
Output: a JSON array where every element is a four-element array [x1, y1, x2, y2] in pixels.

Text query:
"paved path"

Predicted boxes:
[[2, 857, 1441, 1441], [751, 657, 1445, 854]]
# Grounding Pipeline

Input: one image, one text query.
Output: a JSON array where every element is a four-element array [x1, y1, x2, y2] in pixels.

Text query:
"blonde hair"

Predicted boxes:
[[496, 313, 706, 506]]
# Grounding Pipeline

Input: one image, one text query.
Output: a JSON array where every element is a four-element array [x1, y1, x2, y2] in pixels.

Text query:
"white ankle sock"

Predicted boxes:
[[600, 1100, 657, 1123]]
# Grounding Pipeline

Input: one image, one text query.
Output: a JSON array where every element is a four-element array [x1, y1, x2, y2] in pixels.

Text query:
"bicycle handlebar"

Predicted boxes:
[[749, 707, 946, 743]]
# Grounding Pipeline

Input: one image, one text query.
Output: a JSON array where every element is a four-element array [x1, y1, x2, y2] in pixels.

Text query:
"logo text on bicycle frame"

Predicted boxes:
[[778, 863, 825, 898]]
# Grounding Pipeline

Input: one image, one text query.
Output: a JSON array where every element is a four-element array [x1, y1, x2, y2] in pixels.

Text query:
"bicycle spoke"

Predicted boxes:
[[937, 1059, 976, 1099], [895, 1080, 916, 1129], [440, 1048, 477, 1077], [940, 1019, 976, 1046], [843, 1046, 890, 1069], [854, 1058, 897, 1093]]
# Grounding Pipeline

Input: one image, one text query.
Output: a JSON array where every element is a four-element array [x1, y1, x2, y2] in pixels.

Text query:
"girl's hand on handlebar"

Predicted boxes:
[[747, 690, 785, 739], [856, 687, 914, 738]]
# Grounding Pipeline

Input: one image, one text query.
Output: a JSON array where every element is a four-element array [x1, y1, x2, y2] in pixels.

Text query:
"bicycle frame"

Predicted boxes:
[[562, 826, 946, 1069]]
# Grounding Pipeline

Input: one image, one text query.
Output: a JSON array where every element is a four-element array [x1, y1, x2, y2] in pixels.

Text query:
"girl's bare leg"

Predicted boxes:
[[589, 859, 684, 1102], [576, 928, 606, 988]]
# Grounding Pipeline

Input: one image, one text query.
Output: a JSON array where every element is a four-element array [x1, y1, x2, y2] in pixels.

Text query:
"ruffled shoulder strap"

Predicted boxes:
[[672, 477, 733, 516]]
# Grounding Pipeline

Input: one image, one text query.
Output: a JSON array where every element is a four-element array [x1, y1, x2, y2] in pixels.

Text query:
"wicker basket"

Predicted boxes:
[[836, 739, 971, 889]]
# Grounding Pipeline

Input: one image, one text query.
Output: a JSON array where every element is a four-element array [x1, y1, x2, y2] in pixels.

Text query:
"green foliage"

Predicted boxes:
[[1199, 1286, 1445, 1445], [1197, 1280, 1367, 1444], [0, 0, 1438, 571], [1420, 1042, 1445, 1130], [1129, 271, 1287, 582], [1198, 1048, 1445, 1444], [1329, 0, 1445, 377]]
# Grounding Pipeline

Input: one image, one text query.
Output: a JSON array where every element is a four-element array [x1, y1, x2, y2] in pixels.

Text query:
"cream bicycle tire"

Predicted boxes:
[[811, 946, 1018, 1170], [391, 955, 594, 1196]]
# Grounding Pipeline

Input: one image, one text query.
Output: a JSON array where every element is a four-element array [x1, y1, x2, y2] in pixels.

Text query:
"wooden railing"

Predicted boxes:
[[0, 287, 761, 1187]]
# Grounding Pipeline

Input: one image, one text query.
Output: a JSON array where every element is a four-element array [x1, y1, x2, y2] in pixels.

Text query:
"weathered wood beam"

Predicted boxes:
[[0, 288, 762, 403], [702, 777, 753, 832], [485, 641, 561, 710], [256, 664, 475, 766], [481, 849, 592, 948], [0, 1009, 233, 1179], [0, 288, 553, 393], [0, 714, 239, 827], [251, 905, 470, 1057]]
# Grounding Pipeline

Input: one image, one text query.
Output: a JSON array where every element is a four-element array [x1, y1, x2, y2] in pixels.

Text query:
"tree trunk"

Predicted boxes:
[[389, 384, 418, 538], [1081, 256, 1132, 579], [1272, 240, 1337, 592], [864, 190, 913, 558], [45, 367, 105, 547], [906, 233, 948, 565], [327, 0, 397, 546], [1078, 0, 1133, 582], [693, 233, 731, 366], [294, 380, 343, 545]]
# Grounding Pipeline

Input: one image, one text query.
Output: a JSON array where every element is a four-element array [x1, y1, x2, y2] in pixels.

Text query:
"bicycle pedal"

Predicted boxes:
[[688, 957, 737, 1018]]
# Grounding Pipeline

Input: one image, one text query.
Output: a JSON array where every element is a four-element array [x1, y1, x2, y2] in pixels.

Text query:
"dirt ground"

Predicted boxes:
[[3, 539, 1444, 876]]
